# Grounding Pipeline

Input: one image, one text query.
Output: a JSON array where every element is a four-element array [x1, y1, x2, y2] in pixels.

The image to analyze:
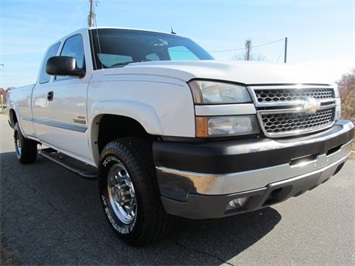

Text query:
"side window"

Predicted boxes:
[[56, 34, 85, 80], [38, 42, 60, 84]]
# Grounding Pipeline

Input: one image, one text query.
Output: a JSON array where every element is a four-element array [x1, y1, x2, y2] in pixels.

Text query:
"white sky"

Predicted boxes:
[[1, 0, 354, 88]]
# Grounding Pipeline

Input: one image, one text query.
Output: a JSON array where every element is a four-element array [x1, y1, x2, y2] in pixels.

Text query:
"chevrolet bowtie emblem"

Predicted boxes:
[[302, 97, 321, 114]]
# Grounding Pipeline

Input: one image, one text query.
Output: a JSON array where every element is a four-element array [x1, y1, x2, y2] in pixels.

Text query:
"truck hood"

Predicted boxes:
[[102, 60, 333, 85]]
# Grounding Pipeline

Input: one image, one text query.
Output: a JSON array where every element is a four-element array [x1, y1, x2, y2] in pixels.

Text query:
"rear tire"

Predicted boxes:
[[14, 123, 37, 164], [99, 137, 168, 246]]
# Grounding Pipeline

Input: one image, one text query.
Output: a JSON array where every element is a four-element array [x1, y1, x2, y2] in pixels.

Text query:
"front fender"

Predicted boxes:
[[90, 99, 164, 135]]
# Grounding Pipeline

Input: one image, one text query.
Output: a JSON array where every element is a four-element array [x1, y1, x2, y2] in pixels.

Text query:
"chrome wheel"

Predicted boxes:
[[15, 132, 22, 157], [99, 138, 168, 245], [107, 162, 136, 224]]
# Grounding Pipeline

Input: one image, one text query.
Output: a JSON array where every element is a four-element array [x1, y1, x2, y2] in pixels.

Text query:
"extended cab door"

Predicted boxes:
[[32, 32, 92, 162]]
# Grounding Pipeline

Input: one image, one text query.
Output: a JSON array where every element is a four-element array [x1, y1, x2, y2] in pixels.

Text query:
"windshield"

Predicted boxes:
[[89, 28, 214, 69]]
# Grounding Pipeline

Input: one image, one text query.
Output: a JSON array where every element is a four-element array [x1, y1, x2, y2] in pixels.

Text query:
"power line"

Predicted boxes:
[[208, 47, 245, 53], [251, 38, 284, 49], [209, 38, 284, 53], [277, 45, 285, 62]]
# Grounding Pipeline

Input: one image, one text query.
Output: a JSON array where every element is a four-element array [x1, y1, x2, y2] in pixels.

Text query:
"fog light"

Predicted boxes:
[[226, 197, 249, 210]]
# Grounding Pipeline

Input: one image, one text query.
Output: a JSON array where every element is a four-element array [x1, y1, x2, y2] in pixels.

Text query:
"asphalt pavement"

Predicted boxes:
[[1, 113, 354, 265]]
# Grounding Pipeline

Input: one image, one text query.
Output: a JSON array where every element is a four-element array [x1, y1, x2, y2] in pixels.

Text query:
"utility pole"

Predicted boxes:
[[284, 37, 288, 63], [245, 40, 251, 61], [88, 0, 95, 27]]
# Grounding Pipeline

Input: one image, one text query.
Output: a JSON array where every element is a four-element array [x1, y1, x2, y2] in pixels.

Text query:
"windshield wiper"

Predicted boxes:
[[110, 61, 133, 67], [110, 60, 152, 68]]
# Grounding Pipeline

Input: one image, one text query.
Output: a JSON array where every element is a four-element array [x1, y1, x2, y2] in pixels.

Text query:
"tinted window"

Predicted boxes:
[[89, 29, 214, 69], [39, 42, 60, 84], [168, 46, 199, 60], [97, 53, 133, 67]]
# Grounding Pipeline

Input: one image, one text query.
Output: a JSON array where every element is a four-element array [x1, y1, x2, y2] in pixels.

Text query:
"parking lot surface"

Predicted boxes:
[[1, 114, 354, 265]]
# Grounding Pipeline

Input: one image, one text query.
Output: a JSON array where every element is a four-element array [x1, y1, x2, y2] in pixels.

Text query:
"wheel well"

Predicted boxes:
[[9, 109, 18, 127], [97, 115, 157, 153]]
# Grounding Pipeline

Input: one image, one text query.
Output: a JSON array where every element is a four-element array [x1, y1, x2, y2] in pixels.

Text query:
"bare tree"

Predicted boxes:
[[232, 39, 266, 61], [336, 69, 355, 123]]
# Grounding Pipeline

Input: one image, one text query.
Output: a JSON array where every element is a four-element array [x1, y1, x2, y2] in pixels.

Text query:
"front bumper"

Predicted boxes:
[[153, 120, 354, 219]]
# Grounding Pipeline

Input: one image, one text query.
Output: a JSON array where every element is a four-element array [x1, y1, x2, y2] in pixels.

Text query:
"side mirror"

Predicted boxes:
[[46, 56, 85, 78]]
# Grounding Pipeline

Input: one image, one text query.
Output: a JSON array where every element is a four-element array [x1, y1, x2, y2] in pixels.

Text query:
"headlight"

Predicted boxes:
[[189, 80, 251, 104], [196, 115, 260, 137]]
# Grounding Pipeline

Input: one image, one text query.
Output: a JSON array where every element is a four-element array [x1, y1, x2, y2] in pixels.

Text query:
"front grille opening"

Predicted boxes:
[[326, 145, 342, 156], [289, 154, 318, 167], [251, 85, 337, 138], [261, 108, 335, 136], [255, 88, 335, 103], [321, 101, 336, 107]]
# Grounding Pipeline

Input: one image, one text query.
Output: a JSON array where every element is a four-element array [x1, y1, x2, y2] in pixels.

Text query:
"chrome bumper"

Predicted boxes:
[[154, 120, 354, 219], [157, 140, 352, 197], [159, 151, 350, 219]]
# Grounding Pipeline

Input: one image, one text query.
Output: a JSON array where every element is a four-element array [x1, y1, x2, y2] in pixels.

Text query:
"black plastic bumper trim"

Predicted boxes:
[[153, 120, 354, 174]]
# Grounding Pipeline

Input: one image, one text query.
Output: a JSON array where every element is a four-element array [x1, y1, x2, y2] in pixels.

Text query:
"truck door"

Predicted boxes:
[[32, 34, 91, 162]]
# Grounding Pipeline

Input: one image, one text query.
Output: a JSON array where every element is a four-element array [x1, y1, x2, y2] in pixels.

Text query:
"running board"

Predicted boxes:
[[39, 148, 97, 179]]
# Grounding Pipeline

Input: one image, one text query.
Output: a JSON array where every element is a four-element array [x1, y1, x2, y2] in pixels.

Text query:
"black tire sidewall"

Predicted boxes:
[[14, 123, 37, 164], [99, 137, 167, 246], [99, 140, 150, 243]]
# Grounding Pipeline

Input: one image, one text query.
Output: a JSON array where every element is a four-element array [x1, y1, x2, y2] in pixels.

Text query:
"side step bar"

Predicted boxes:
[[39, 148, 97, 179]]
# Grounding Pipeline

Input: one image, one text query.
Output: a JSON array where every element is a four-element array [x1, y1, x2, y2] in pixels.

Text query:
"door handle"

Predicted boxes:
[[47, 91, 54, 101]]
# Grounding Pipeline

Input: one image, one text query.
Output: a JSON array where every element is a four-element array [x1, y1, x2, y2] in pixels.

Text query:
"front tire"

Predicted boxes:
[[14, 123, 37, 164], [99, 137, 167, 246]]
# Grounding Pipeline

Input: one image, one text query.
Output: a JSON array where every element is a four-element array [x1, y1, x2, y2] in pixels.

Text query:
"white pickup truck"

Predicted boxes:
[[7, 27, 354, 246]]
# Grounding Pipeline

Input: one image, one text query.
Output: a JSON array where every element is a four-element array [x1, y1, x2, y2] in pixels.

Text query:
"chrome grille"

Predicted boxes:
[[260, 108, 335, 136], [249, 85, 337, 138], [254, 88, 335, 103]]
